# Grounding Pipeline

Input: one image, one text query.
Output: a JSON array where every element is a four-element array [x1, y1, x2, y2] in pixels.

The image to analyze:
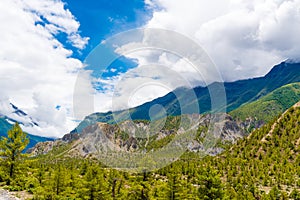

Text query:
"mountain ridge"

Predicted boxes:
[[74, 61, 300, 133], [230, 82, 300, 123], [0, 101, 54, 150]]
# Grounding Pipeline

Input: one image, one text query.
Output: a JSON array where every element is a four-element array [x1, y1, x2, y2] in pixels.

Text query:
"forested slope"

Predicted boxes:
[[0, 103, 299, 199]]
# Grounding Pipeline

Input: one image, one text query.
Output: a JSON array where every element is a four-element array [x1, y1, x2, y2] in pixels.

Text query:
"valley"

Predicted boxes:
[[0, 61, 300, 199], [2, 0, 300, 199]]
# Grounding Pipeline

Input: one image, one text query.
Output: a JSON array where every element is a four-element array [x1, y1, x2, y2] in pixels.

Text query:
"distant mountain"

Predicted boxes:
[[74, 61, 300, 133], [28, 113, 247, 158], [0, 101, 54, 150], [230, 82, 300, 123], [0, 100, 40, 128]]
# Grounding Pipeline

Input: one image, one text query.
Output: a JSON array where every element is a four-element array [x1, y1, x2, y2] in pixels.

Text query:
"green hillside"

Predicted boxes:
[[74, 62, 300, 133], [0, 118, 12, 136], [1, 103, 299, 199], [230, 82, 300, 122], [0, 118, 53, 150], [212, 103, 300, 198]]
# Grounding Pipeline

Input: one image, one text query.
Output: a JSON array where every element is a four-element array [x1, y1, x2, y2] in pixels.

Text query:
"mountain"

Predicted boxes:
[[0, 117, 54, 150], [28, 113, 247, 158], [75, 61, 300, 133], [211, 101, 300, 197], [24, 102, 300, 199], [0, 101, 54, 150], [0, 100, 39, 128], [230, 82, 300, 123]]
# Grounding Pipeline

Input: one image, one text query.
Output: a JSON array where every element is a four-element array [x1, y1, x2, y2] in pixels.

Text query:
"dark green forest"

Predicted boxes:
[[0, 104, 300, 199]]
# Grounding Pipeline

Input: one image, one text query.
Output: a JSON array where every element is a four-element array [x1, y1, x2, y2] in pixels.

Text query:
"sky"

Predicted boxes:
[[0, 0, 300, 137]]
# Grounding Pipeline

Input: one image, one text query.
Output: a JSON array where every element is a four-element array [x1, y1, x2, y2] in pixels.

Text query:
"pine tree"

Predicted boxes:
[[0, 123, 29, 183], [198, 167, 224, 200]]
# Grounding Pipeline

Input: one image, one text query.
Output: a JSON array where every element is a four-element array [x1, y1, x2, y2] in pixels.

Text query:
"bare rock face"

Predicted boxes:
[[67, 113, 247, 157], [183, 114, 246, 155], [62, 133, 80, 142], [27, 133, 79, 156], [239, 117, 265, 132], [221, 115, 247, 141], [71, 122, 138, 158], [28, 113, 248, 157], [26, 140, 57, 156]]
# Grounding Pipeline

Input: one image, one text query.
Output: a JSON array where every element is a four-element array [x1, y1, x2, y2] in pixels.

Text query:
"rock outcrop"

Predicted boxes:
[[28, 113, 248, 158]]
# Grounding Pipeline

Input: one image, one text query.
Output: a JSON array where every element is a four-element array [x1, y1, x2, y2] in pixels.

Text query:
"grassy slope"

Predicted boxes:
[[230, 82, 300, 122], [213, 103, 300, 197]]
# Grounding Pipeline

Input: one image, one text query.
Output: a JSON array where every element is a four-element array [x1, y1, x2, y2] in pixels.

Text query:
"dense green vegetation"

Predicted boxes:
[[230, 82, 300, 122], [1, 104, 299, 199], [0, 123, 29, 185]]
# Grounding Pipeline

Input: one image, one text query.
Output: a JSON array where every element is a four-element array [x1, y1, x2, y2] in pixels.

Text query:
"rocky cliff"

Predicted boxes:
[[28, 113, 250, 158]]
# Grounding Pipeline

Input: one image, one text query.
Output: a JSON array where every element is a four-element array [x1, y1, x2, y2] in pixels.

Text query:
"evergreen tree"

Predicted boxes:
[[0, 123, 29, 183], [198, 167, 224, 200]]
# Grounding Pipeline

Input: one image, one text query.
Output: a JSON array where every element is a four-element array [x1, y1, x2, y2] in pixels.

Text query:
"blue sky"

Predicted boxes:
[[61, 0, 153, 60], [60, 0, 153, 82]]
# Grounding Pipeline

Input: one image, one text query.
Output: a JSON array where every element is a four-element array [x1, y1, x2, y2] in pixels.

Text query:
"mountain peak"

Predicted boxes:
[[0, 100, 41, 131], [73, 60, 300, 133], [265, 61, 300, 78]]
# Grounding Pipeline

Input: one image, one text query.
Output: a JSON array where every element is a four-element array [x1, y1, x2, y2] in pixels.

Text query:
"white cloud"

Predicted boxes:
[[91, 49, 207, 113], [68, 33, 90, 49], [4, 0, 297, 138], [143, 0, 300, 81], [22, 0, 89, 49], [0, 0, 89, 137], [90, 0, 300, 114], [93, 65, 176, 112], [89, 26, 224, 113]]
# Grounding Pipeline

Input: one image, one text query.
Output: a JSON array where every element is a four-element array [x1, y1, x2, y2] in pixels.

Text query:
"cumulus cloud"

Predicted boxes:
[[4, 0, 297, 138], [87, 27, 221, 113], [92, 63, 183, 113], [90, 0, 300, 114], [22, 0, 89, 49], [0, 0, 89, 137], [144, 0, 300, 81]]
